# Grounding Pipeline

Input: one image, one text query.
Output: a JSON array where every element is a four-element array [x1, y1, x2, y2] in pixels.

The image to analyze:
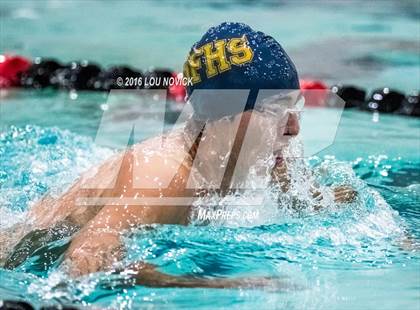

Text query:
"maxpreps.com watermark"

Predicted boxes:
[[116, 75, 193, 88], [194, 208, 260, 222]]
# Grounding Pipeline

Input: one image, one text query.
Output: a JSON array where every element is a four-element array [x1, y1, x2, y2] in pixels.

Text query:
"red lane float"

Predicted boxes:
[[300, 79, 328, 107], [0, 55, 31, 88], [168, 72, 186, 103]]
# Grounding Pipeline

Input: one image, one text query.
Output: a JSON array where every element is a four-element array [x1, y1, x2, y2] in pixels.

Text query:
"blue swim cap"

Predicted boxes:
[[183, 22, 299, 120]]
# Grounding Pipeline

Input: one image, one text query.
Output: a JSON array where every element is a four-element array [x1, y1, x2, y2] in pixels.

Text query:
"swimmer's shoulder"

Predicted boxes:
[[129, 129, 190, 187], [79, 130, 188, 190], [132, 129, 187, 166]]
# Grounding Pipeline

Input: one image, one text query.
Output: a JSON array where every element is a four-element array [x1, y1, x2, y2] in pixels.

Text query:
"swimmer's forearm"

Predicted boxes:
[[128, 262, 289, 289], [136, 274, 271, 289]]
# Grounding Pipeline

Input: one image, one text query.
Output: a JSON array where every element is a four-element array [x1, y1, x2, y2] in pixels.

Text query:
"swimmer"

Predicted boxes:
[[1, 22, 356, 288]]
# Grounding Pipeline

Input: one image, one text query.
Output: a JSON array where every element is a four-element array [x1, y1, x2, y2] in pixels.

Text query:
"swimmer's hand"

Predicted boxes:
[[311, 185, 357, 211], [271, 160, 289, 192], [333, 185, 357, 203], [271, 161, 357, 205], [122, 262, 299, 291], [312, 185, 357, 205]]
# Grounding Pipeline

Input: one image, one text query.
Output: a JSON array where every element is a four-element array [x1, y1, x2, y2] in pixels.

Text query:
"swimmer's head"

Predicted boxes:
[[183, 22, 302, 186]]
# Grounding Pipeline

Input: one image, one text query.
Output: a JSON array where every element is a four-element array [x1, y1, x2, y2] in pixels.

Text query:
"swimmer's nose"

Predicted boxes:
[[284, 113, 300, 136]]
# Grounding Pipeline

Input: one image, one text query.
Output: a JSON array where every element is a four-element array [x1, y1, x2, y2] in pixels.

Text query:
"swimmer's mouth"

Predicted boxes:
[[274, 151, 284, 165]]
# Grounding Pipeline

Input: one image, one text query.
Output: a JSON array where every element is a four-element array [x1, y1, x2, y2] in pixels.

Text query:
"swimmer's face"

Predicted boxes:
[[249, 91, 303, 160], [192, 91, 302, 183]]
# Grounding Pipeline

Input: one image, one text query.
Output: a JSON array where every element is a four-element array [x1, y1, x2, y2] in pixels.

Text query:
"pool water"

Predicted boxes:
[[1, 1, 419, 309], [1, 97, 419, 309], [2, 0, 419, 92]]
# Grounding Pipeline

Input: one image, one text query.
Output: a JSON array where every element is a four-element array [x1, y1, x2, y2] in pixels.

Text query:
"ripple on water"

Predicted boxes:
[[0, 125, 113, 214]]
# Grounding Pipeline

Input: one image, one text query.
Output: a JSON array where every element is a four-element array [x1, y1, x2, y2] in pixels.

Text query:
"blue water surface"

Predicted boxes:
[[0, 93, 419, 310]]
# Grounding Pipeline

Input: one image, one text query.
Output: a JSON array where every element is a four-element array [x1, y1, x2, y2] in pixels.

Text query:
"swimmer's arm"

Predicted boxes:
[[63, 203, 153, 277], [63, 208, 291, 290], [63, 148, 148, 276], [121, 262, 293, 290]]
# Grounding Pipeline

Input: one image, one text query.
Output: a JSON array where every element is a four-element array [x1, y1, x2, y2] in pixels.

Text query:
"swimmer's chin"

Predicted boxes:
[[275, 155, 284, 166], [273, 149, 285, 166]]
